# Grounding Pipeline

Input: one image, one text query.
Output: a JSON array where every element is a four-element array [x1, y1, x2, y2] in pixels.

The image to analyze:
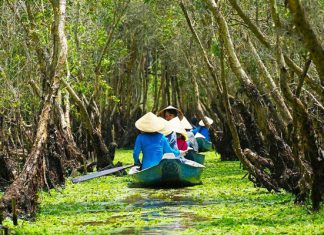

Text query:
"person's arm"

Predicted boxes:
[[162, 136, 180, 156], [192, 126, 200, 134], [133, 135, 142, 165]]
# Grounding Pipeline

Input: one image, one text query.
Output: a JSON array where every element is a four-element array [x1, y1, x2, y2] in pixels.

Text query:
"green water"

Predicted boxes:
[[2, 150, 324, 234]]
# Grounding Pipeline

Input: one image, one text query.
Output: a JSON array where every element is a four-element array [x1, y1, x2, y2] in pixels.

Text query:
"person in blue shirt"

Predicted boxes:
[[192, 116, 213, 152], [192, 116, 213, 142], [133, 112, 183, 170]]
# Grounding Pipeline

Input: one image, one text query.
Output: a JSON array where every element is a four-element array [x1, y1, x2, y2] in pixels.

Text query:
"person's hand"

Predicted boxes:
[[179, 150, 188, 157]]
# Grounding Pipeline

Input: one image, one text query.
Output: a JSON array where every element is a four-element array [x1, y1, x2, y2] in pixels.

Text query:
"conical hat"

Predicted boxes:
[[161, 105, 178, 111], [135, 112, 165, 133], [158, 117, 173, 136], [199, 116, 214, 126], [180, 116, 192, 130], [169, 117, 187, 140], [157, 105, 184, 120]]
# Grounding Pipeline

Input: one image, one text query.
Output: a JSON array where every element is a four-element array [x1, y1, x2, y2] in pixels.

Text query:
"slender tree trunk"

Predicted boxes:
[[206, 0, 271, 140], [61, 77, 114, 169], [287, 0, 324, 83], [247, 37, 292, 123]]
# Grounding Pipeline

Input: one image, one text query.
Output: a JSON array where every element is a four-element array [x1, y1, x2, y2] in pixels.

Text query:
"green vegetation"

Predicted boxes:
[[2, 150, 323, 234]]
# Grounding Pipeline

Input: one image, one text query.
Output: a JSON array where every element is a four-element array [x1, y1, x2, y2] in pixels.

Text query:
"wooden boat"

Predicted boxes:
[[185, 149, 205, 165], [196, 138, 212, 152], [129, 154, 204, 186]]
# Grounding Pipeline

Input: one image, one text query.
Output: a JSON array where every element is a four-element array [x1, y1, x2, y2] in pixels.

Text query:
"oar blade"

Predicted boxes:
[[72, 165, 133, 184]]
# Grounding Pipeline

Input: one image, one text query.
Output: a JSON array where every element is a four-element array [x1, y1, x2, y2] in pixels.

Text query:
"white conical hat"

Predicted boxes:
[[199, 116, 214, 126], [135, 112, 165, 133], [158, 117, 173, 136], [180, 116, 192, 130], [169, 117, 188, 140]]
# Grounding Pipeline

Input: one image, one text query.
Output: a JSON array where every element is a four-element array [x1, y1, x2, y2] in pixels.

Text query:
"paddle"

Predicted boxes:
[[72, 165, 134, 184]]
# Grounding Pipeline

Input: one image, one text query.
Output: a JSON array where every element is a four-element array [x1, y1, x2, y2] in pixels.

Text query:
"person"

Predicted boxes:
[[158, 117, 178, 150], [133, 112, 184, 170], [157, 106, 184, 121], [181, 116, 198, 152], [169, 117, 188, 151], [157, 105, 183, 150], [192, 116, 213, 152], [192, 116, 213, 142], [191, 116, 198, 129], [176, 132, 188, 151]]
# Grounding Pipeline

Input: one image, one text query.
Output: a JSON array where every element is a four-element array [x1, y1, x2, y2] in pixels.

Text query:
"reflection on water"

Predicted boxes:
[[108, 207, 208, 235], [113, 187, 208, 234], [140, 209, 207, 234], [76, 187, 209, 234]]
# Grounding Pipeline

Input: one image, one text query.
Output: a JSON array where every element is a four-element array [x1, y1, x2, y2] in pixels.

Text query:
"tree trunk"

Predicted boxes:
[[287, 0, 324, 83], [228, 0, 324, 100], [61, 78, 114, 170], [278, 45, 324, 210], [0, 151, 17, 189], [0, 0, 68, 218]]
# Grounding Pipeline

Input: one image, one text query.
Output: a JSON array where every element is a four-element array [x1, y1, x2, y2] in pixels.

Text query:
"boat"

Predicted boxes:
[[129, 154, 204, 186], [185, 149, 205, 164], [196, 137, 212, 152]]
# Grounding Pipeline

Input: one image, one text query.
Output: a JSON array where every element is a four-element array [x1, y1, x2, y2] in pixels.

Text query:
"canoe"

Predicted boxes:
[[129, 154, 204, 186], [185, 149, 205, 165], [196, 138, 212, 152]]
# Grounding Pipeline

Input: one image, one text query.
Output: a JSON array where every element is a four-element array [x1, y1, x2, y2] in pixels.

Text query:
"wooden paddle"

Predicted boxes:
[[72, 165, 134, 184]]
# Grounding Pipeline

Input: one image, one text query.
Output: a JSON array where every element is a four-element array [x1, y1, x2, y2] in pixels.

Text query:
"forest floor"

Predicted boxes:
[[1, 150, 324, 234]]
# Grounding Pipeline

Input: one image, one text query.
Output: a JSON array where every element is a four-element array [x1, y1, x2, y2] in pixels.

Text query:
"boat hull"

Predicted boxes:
[[185, 150, 205, 164], [129, 157, 204, 186], [196, 138, 212, 152]]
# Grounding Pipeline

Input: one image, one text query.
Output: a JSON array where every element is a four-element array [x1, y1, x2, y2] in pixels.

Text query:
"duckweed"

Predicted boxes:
[[1, 150, 323, 234]]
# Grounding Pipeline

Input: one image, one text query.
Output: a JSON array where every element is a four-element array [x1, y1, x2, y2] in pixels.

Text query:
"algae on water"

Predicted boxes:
[[1, 150, 324, 234]]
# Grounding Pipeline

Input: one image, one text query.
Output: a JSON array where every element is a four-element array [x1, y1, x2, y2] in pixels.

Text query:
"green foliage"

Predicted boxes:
[[211, 39, 221, 58], [2, 150, 323, 234]]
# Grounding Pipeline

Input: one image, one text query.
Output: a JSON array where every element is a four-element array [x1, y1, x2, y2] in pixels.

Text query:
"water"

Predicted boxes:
[[115, 187, 208, 234], [77, 186, 209, 234]]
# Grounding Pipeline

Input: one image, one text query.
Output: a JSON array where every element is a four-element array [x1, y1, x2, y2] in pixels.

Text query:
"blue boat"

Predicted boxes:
[[185, 150, 205, 165], [129, 155, 204, 186], [196, 138, 212, 152]]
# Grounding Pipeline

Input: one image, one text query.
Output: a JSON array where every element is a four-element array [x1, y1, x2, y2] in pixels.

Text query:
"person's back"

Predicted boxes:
[[134, 132, 176, 169], [192, 116, 213, 142], [177, 137, 188, 151], [192, 126, 210, 141]]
